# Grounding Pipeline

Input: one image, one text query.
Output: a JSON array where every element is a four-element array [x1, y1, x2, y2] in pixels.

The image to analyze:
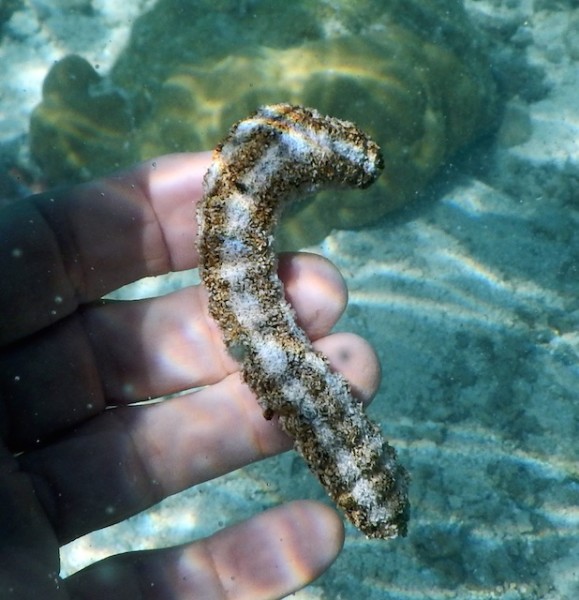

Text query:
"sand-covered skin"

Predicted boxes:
[[197, 104, 408, 539]]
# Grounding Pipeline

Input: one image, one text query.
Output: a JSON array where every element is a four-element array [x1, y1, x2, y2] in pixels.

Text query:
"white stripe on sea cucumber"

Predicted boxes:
[[218, 261, 251, 287], [253, 334, 289, 376], [223, 192, 253, 233], [198, 103, 409, 539]]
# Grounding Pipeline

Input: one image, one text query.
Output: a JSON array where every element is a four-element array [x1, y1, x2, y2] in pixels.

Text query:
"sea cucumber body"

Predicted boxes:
[[198, 104, 409, 538]]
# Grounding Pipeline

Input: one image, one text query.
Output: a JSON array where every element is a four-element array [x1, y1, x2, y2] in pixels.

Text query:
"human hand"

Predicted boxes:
[[0, 153, 381, 599]]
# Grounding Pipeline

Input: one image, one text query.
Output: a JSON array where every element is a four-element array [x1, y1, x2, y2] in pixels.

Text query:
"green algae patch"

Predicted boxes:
[[29, 0, 499, 248]]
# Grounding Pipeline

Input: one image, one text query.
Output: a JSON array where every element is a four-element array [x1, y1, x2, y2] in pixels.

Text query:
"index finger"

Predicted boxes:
[[0, 153, 211, 345]]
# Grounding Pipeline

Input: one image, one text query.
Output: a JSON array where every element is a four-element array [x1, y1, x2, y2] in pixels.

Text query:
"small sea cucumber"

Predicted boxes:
[[198, 104, 409, 538]]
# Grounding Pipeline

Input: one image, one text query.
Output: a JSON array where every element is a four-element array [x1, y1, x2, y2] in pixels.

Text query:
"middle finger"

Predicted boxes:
[[2, 253, 347, 451]]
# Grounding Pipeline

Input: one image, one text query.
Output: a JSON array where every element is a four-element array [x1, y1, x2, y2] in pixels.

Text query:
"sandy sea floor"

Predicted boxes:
[[1, 1, 579, 598]]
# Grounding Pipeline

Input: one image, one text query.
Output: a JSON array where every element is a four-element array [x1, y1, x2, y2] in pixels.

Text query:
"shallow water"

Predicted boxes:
[[1, 1, 578, 598]]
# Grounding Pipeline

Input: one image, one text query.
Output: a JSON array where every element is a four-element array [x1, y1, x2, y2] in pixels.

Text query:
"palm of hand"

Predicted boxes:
[[0, 154, 380, 599]]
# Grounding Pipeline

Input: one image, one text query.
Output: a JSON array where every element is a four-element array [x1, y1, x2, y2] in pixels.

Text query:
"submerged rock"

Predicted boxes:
[[30, 0, 499, 247]]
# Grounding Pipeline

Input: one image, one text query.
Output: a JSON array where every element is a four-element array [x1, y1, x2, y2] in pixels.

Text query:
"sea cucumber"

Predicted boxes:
[[197, 104, 409, 538]]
